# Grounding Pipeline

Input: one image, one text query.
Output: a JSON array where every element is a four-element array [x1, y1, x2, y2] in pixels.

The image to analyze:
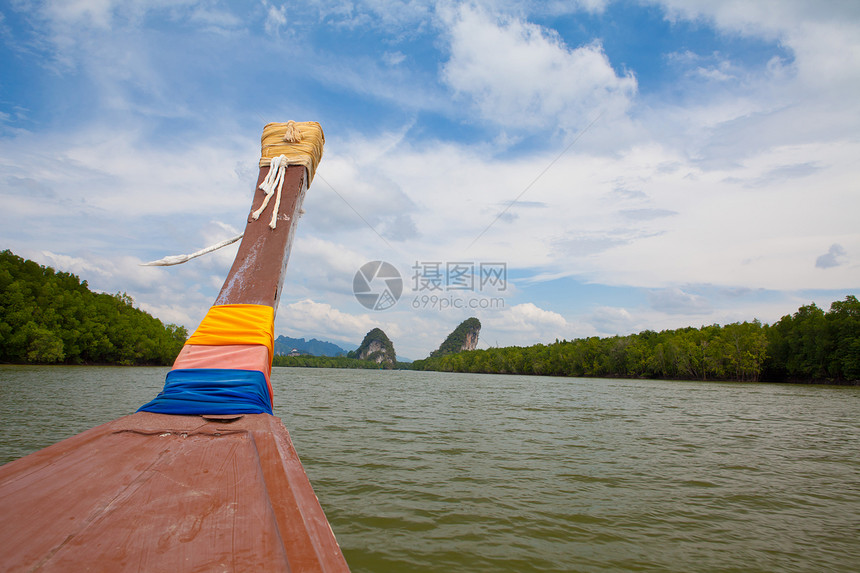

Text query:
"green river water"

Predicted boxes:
[[1, 366, 858, 572]]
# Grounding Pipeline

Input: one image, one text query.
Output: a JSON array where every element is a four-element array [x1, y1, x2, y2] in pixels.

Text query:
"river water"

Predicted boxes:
[[1, 366, 858, 572]]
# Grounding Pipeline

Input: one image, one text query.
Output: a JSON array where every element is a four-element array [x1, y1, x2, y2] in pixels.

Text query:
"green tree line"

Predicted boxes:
[[411, 296, 860, 384], [273, 354, 413, 370], [0, 250, 187, 365], [273, 354, 389, 369]]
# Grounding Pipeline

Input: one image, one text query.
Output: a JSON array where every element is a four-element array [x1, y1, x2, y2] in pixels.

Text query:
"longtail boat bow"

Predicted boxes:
[[0, 122, 350, 572]]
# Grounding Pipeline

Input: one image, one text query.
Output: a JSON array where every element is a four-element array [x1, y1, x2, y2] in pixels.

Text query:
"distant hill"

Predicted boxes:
[[274, 335, 351, 357], [348, 328, 397, 368], [430, 317, 481, 358]]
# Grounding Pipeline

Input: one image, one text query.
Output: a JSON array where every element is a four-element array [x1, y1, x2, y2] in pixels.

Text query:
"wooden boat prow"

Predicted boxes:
[[0, 413, 344, 571], [0, 122, 349, 572], [214, 157, 308, 307]]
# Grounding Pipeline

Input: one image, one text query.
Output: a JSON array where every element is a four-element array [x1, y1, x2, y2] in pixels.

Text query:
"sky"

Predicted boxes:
[[1, 0, 858, 360]]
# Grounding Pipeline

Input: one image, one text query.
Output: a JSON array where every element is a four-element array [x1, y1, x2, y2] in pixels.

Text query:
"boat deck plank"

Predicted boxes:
[[0, 412, 348, 572]]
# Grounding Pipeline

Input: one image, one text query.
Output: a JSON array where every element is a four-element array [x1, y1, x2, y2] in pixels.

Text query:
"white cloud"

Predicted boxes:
[[0, 121, 254, 218], [653, 0, 860, 92], [287, 123, 859, 298], [383, 51, 406, 66], [38, 251, 111, 282], [303, 137, 420, 242], [136, 301, 200, 329], [2, 0, 857, 358], [189, 5, 243, 31], [284, 235, 372, 298], [483, 302, 568, 342], [278, 299, 402, 343], [588, 306, 638, 336], [36, 250, 180, 294], [41, 0, 119, 29], [263, 2, 287, 36], [440, 4, 637, 131], [29, 248, 214, 330], [649, 287, 712, 315]]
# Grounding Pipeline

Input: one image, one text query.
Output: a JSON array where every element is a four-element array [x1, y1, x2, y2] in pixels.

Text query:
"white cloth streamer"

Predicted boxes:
[[141, 233, 243, 266], [141, 154, 295, 267]]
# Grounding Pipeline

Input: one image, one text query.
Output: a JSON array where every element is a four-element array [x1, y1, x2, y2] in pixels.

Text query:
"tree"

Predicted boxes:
[[721, 321, 767, 382], [0, 250, 186, 365], [826, 295, 860, 380], [766, 303, 829, 380]]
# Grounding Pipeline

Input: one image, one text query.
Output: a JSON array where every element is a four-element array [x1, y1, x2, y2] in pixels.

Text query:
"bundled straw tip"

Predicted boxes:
[[282, 120, 303, 143]]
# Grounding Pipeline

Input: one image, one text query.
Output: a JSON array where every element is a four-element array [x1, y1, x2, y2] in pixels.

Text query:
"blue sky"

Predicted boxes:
[[1, 0, 858, 359]]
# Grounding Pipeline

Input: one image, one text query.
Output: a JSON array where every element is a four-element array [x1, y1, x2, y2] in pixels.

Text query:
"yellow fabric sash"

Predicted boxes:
[[186, 304, 274, 362]]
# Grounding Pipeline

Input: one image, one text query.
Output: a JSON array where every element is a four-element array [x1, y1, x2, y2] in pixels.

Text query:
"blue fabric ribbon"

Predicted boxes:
[[138, 368, 273, 416]]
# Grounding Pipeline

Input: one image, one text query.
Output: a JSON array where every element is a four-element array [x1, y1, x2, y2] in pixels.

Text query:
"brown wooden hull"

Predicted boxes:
[[0, 411, 347, 572]]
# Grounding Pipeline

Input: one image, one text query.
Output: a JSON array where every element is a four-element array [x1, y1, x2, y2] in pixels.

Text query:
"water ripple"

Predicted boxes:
[[2, 367, 858, 572], [273, 369, 860, 573]]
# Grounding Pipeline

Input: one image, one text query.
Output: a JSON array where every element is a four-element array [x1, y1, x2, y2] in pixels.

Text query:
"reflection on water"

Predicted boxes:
[[2, 366, 858, 572], [0, 365, 168, 463]]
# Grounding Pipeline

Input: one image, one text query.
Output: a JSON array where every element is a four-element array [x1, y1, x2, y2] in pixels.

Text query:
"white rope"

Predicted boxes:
[[141, 233, 243, 266], [141, 154, 294, 267], [251, 154, 288, 229]]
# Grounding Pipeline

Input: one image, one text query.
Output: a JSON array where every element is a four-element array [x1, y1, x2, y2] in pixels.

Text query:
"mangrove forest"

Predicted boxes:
[[0, 250, 187, 365], [411, 296, 860, 384]]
